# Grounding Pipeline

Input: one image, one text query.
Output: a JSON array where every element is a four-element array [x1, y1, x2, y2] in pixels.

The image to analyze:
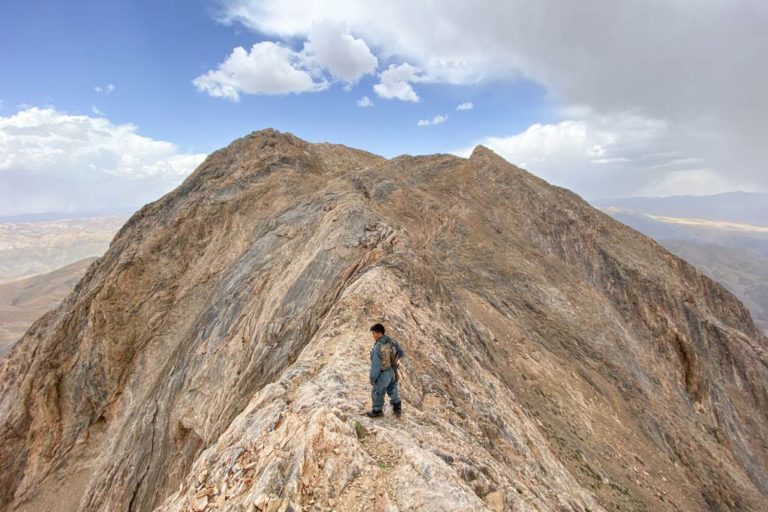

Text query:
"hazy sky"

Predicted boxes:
[[1, 1, 766, 216]]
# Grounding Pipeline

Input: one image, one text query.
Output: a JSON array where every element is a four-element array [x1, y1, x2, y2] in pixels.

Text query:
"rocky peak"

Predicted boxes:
[[1, 131, 766, 511], [468, 143, 497, 160]]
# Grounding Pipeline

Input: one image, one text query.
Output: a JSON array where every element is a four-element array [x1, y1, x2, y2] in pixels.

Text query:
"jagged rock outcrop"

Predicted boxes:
[[1, 129, 766, 511]]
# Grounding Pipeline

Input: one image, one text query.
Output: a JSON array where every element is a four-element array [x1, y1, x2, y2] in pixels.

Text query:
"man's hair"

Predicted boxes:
[[370, 323, 385, 334]]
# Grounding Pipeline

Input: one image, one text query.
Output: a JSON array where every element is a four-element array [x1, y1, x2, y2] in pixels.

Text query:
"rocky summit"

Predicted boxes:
[[1, 129, 766, 512]]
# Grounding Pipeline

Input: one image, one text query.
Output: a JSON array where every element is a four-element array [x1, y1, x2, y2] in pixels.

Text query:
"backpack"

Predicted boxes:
[[380, 339, 397, 370]]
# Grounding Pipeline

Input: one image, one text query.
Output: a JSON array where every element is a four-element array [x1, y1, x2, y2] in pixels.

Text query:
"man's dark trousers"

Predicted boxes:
[[371, 368, 400, 413]]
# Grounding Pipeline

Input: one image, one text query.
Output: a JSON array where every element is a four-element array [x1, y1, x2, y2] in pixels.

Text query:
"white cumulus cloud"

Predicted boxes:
[[373, 63, 423, 102], [455, 112, 753, 197], [196, 23, 377, 101], [456, 102, 474, 111], [356, 96, 374, 107], [193, 42, 328, 101], [304, 21, 377, 83], [0, 107, 207, 216], [417, 114, 448, 127]]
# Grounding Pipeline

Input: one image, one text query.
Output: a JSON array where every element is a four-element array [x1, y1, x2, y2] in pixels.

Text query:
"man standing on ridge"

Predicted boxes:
[[365, 323, 405, 418]]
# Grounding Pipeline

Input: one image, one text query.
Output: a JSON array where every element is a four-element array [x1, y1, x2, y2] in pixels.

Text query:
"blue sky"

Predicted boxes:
[[0, 0, 553, 157], [1, 1, 766, 215]]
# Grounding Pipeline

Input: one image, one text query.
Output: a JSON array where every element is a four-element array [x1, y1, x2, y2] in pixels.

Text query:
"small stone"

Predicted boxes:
[[353, 421, 368, 439], [484, 490, 505, 512], [265, 496, 282, 512], [373, 494, 390, 512], [191, 495, 209, 512], [253, 494, 270, 510], [195, 487, 214, 499]]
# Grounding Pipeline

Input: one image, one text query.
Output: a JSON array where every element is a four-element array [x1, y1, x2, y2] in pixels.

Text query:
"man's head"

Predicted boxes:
[[370, 323, 385, 340]]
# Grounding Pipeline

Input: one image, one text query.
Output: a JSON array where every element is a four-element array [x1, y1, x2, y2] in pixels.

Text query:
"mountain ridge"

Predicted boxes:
[[1, 129, 766, 511]]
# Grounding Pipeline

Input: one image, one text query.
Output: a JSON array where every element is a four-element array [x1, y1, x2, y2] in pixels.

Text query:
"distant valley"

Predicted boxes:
[[0, 214, 126, 283], [0, 214, 125, 354], [593, 192, 768, 332], [0, 258, 96, 356], [593, 191, 768, 226]]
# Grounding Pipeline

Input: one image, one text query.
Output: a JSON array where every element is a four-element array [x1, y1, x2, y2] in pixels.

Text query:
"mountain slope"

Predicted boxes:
[[0, 257, 96, 356], [1, 130, 766, 512], [660, 240, 768, 333], [592, 205, 768, 334]]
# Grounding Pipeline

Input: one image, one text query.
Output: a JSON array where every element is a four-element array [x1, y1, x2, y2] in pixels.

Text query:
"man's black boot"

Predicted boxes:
[[392, 402, 402, 418], [364, 410, 383, 418]]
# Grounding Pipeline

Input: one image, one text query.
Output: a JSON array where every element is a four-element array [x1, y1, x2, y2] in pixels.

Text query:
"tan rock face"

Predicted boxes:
[[1, 129, 766, 512]]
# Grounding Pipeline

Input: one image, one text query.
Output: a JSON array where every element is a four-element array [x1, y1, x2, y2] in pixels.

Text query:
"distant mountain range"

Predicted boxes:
[[0, 215, 127, 283], [592, 192, 768, 332], [0, 211, 131, 223], [592, 191, 768, 226]]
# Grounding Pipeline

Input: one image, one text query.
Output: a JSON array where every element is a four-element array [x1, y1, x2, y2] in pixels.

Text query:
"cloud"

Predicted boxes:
[[304, 21, 377, 83], [641, 170, 739, 197], [94, 84, 116, 94], [196, 22, 376, 101], [218, 0, 768, 195], [356, 95, 374, 107], [193, 42, 328, 101], [455, 112, 756, 197], [0, 107, 207, 215], [91, 105, 104, 116], [454, 110, 761, 198], [417, 114, 448, 127], [456, 102, 474, 111], [373, 63, 423, 102]]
